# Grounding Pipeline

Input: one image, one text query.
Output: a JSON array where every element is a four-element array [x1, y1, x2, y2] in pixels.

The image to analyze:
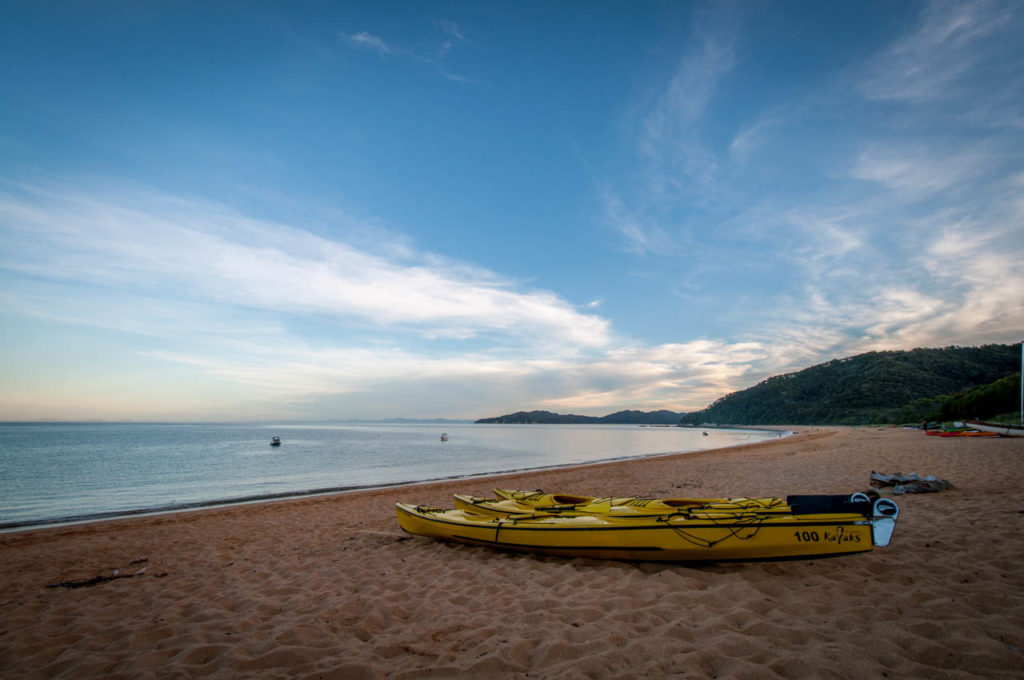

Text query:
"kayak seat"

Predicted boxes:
[[786, 495, 872, 517], [550, 495, 593, 504], [659, 499, 706, 508]]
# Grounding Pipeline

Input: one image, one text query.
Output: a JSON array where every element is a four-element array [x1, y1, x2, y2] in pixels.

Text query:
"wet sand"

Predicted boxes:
[[2, 427, 1022, 678]]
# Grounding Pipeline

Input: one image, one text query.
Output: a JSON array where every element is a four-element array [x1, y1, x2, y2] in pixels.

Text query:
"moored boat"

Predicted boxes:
[[396, 493, 899, 563]]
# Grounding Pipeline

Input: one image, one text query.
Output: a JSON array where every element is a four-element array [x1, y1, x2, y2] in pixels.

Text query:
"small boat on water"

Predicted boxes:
[[440, 433, 449, 442], [396, 493, 899, 563], [270, 436, 281, 446], [965, 420, 1024, 437]]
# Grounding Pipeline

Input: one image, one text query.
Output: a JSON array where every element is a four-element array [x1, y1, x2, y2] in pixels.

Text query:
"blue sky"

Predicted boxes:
[[1, 0, 1022, 421]]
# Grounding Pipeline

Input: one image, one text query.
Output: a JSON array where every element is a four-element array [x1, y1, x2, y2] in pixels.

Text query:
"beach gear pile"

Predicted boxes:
[[395, 488, 900, 563], [871, 471, 953, 495]]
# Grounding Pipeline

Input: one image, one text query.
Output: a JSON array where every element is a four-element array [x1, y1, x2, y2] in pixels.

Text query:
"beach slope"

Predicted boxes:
[[2, 427, 1022, 679]]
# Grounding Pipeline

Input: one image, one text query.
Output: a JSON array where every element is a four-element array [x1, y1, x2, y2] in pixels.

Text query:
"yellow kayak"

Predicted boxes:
[[395, 494, 899, 563], [453, 488, 788, 517]]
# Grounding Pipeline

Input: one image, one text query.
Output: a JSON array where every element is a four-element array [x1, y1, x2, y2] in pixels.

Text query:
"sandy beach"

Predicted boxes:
[[2, 426, 1022, 679]]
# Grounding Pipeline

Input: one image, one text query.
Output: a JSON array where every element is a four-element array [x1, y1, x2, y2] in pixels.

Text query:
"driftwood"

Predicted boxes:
[[46, 558, 149, 589], [871, 471, 953, 495]]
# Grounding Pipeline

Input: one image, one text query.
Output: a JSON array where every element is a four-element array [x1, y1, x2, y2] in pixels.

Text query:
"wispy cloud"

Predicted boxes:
[[434, 19, 468, 50], [340, 31, 392, 56], [339, 21, 475, 83], [601, 188, 677, 255], [912, 207, 1024, 341], [639, 17, 736, 195], [607, 5, 741, 253], [850, 143, 995, 197], [0, 183, 610, 349], [860, 0, 1017, 103], [644, 8, 737, 134], [729, 107, 788, 162], [779, 206, 866, 270], [759, 188, 1024, 358], [536, 340, 769, 413]]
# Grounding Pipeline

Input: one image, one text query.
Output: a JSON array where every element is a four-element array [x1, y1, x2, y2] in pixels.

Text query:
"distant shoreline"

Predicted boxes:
[[475, 409, 685, 425]]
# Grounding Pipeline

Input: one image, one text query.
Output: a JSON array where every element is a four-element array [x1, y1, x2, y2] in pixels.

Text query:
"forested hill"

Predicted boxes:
[[476, 410, 684, 424], [678, 344, 1021, 426]]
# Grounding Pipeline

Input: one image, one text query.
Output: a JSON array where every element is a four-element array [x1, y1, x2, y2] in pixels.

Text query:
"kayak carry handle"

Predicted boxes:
[[870, 498, 899, 547]]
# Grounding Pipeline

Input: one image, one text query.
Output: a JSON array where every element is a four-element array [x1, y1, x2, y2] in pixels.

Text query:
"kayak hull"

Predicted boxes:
[[965, 420, 1024, 437], [395, 502, 891, 563]]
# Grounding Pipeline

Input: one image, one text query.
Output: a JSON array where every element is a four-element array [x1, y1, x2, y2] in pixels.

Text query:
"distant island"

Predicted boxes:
[[475, 409, 685, 425]]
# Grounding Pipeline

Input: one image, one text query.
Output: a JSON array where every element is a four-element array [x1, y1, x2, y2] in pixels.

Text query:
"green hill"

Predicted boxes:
[[679, 344, 1021, 426], [905, 372, 1021, 424]]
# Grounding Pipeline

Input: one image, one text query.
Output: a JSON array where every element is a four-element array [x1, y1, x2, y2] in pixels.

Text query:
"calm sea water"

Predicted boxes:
[[0, 422, 785, 529]]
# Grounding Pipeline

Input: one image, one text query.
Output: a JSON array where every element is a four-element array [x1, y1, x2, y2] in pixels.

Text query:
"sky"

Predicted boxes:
[[1, 0, 1022, 422]]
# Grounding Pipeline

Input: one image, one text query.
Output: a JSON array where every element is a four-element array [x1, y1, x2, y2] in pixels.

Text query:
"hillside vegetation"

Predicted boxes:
[[679, 344, 1021, 426], [904, 372, 1021, 424]]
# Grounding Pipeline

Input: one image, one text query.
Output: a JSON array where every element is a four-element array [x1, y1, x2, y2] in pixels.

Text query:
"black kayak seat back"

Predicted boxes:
[[550, 495, 592, 505], [785, 494, 872, 516]]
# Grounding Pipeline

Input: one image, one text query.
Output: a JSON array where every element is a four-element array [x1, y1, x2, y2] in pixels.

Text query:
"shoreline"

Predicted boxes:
[[0, 428, 792, 533], [3, 426, 1022, 678]]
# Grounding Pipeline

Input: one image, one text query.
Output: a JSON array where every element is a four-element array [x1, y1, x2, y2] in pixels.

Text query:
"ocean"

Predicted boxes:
[[0, 421, 785, 530]]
